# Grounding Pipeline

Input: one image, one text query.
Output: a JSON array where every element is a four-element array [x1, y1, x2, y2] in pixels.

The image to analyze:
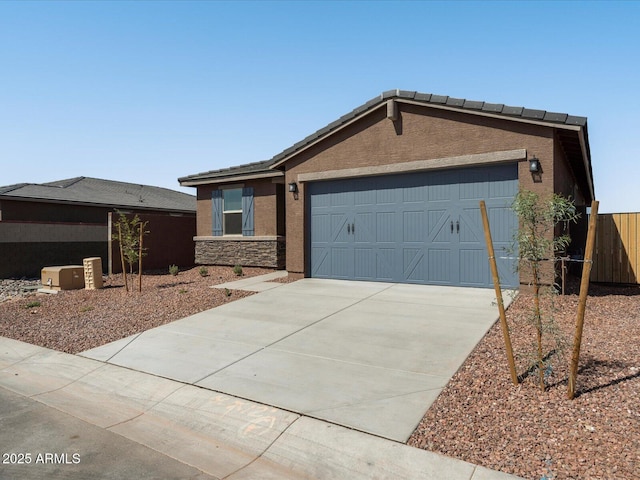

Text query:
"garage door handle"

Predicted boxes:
[[450, 221, 454, 234], [347, 223, 351, 234], [352, 223, 355, 233], [456, 220, 459, 233]]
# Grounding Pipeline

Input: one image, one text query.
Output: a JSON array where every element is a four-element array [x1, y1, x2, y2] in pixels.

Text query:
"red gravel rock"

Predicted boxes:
[[0, 266, 275, 354], [408, 281, 640, 480]]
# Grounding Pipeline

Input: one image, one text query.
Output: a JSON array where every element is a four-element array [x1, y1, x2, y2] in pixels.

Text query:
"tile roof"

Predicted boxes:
[[270, 89, 589, 166], [0, 177, 196, 213], [177, 89, 592, 200]]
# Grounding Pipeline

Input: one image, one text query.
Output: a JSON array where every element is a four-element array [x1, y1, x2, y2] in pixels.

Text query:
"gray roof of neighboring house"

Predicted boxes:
[[178, 159, 282, 186], [0, 177, 196, 213]]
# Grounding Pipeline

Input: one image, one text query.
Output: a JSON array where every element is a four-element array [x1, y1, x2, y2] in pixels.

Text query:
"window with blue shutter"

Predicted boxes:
[[242, 187, 254, 236], [212, 187, 254, 236]]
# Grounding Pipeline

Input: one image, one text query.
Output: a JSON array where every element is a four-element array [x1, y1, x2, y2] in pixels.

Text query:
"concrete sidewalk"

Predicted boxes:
[[0, 336, 522, 479]]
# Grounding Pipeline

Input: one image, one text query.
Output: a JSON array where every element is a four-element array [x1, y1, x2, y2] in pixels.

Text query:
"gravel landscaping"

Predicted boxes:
[[409, 280, 639, 480], [0, 266, 274, 354], [1, 270, 637, 479]]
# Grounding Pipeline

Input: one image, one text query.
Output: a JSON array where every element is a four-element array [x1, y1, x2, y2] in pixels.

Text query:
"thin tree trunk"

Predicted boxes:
[[532, 264, 545, 391], [138, 224, 143, 293]]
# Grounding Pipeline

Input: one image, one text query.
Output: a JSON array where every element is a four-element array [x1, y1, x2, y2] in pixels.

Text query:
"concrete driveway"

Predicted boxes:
[[81, 278, 512, 442]]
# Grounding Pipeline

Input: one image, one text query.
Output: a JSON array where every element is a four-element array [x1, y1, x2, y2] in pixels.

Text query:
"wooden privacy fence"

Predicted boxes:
[[591, 212, 639, 284]]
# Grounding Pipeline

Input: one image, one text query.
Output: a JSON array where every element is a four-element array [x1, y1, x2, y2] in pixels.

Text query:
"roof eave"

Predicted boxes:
[[179, 170, 283, 187], [0, 194, 195, 214], [577, 127, 595, 202]]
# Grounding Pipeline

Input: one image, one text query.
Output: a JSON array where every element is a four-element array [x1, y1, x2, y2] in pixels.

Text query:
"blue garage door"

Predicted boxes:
[[308, 164, 518, 288]]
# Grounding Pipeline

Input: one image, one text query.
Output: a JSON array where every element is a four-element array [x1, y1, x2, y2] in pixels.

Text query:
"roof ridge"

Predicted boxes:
[[42, 177, 85, 188], [0, 182, 31, 194], [269, 89, 587, 167], [0, 177, 195, 211]]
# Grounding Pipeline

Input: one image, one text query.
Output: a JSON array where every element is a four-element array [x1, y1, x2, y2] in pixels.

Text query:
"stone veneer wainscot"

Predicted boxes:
[[195, 236, 285, 269]]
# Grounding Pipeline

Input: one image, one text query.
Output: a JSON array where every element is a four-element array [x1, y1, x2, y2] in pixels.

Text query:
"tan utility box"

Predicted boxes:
[[41, 266, 85, 291], [83, 257, 103, 290]]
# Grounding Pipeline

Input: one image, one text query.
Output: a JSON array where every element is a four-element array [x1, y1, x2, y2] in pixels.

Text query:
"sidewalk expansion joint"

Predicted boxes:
[[29, 361, 104, 398], [103, 332, 144, 362], [221, 415, 302, 479]]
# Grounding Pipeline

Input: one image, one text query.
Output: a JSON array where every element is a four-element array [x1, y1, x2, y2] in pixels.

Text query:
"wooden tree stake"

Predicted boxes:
[[118, 223, 129, 292], [480, 201, 519, 385], [568, 200, 599, 399], [138, 222, 143, 293]]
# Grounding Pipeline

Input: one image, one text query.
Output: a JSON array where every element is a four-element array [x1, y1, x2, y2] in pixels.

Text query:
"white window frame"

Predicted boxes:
[[221, 185, 243, 236]]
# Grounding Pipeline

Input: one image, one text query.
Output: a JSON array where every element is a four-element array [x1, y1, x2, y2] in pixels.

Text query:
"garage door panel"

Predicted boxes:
[[376, 248, 396, 281], [376, 187, 397, 205], [403, 184, 426, 203], [403, 211, 425, 242], [459, 171, 489, 200], [311, 247, 330, 277], [459, 249, 488, 286], [427, 209, 447, 237], [330, 248, 352, 278], [489, 206, 517, 243], [428, 185, 453, 202], [311, 213, 331, 243], [496, 255, 517, 288], [403, 248, 425, 282], [331, 214, 350, 243], [376, 211, 396, 243], [354, 188, 376, 206], [490, 175, 517, 199], [354, 248, 375, 279], [330, 190, 352, 207], [427, 249, 452, 284], [309, 163, 518, 288], [432, 216, 453, 243], [354, 212, 375, 243], [458, 208, 482, 244]]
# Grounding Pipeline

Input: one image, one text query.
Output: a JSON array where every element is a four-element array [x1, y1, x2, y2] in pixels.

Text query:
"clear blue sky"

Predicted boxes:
[[1, 1, 638, 213]]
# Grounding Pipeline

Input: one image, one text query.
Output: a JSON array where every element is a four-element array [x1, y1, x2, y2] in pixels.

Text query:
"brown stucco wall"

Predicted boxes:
[[284, 103, 558, 280], [194, 178, 282, 237]]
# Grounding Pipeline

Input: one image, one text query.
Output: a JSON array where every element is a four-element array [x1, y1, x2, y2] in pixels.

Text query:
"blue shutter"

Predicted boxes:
[[212, 190, 223, 236], [242, 187, 254, 236]]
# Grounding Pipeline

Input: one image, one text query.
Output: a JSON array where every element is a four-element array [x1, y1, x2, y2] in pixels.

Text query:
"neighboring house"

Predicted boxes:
[[0, 177, 196, 278], [179, 90, 594, 288]]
